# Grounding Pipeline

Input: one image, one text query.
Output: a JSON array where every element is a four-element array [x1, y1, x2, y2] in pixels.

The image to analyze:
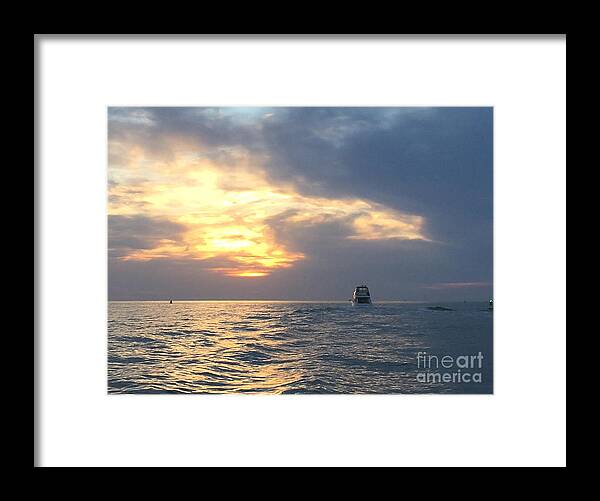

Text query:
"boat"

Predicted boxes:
[[351, 285, 372, 305]]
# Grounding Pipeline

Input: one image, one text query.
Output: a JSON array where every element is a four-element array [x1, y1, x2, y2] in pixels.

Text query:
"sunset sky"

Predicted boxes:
[[108, 107, 492, 300]]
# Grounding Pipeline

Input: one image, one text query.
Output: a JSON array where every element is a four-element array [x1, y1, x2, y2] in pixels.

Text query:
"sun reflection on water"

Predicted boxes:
[[108, 301, 493, 394]]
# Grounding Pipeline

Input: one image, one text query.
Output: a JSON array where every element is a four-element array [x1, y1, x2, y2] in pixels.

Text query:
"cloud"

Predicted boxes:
[[422, 282, 492, 290], [107, 107, 492, 299], [108, 215, 187, 258], [108, 107, 264, 167], [107, 151, 428, 276]]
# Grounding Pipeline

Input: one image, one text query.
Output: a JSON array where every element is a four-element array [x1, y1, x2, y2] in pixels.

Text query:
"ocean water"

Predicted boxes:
[[108, 301, 493, 394]]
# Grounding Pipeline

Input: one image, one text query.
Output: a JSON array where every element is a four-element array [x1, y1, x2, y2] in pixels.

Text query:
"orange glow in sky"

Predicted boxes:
[[109, 144, 429, 277]]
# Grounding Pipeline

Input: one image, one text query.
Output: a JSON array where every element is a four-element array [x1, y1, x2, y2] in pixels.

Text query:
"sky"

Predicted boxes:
[[108, 107, 492, 301]]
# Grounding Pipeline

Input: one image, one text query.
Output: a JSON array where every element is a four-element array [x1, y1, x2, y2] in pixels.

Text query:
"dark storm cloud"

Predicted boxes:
[[258, 107, 493, 289], [261, 107, 492, 222], [263, 108, 493, 293]]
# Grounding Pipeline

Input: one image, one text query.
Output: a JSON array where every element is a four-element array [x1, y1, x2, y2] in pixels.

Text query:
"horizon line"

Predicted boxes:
[[108, 298, 492, 303]]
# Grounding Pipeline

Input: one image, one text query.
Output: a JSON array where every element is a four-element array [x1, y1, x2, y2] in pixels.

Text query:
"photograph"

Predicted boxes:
[[108, 106, 494, 394]]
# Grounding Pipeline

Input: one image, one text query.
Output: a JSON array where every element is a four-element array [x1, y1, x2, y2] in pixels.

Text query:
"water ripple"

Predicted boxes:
[[108, 301, 493, 394]]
